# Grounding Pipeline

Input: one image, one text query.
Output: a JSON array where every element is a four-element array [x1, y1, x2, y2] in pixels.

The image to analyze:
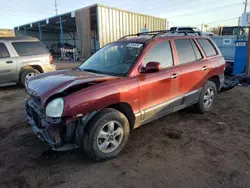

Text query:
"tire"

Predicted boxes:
[[194, 81, 217, 114], [83, 108, 130, 161], [20, 68, 40, 87]]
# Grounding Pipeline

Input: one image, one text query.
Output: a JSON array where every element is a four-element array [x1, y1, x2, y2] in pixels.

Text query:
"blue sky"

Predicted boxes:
[[0, 0, 244, 29]]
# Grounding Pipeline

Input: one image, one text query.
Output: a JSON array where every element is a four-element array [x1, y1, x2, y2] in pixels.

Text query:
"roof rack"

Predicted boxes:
[[119, 29, 202, 40]]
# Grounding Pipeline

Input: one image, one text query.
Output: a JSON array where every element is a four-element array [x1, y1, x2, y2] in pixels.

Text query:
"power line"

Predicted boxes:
[[205, 17, 238, 25], [192, 17, 238, 27], [0, 13, 41, 18], [168, 2, 242, 19], [144, 0, 242, 14]]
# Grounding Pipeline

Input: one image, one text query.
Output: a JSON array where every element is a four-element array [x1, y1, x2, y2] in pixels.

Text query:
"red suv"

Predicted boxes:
[[25, 31, 225, 161]]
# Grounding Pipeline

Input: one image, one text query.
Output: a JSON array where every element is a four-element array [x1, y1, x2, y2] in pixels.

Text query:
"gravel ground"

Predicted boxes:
[[0, 80, 250, 187]]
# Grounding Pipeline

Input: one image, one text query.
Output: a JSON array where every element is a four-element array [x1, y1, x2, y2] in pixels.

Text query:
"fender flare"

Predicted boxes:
[[75, 111, 98, 146]]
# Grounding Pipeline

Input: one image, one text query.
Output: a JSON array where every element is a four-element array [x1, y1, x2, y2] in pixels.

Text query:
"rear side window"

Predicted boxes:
[[144, 41, 173, 68], [191, 40, 202, 60], [197, 39, 217, 57], [175, 39, 196, 64], [12, 41, 48, 56], [0, 43, 10, 58]]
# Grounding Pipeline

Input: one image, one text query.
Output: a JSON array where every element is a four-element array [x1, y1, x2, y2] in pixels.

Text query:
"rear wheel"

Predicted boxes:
[[20, 68, 40, 87], [194, 81, 217, 113], [83, 108, 130, 161]]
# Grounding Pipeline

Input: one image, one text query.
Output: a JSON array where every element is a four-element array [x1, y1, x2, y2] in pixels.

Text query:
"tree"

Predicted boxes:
[[209, 27, 220, 35]]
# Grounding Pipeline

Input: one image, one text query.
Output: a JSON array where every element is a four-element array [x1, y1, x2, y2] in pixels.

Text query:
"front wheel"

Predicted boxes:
[[20, 69, 40, 87], [83, 108, 130, 161], [194, 81, 217, 113]]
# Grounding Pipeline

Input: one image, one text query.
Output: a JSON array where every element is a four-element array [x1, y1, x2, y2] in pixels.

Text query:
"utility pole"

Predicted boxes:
[[201, 23, 204, 32], [55, 0, 58, 15], [244, 0, 248, 13], [244, 0, 250, 75], [204, 24, 208, 31]]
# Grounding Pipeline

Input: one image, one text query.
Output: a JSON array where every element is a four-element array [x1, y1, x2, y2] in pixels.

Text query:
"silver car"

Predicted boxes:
[[0, 36, 56, 87]]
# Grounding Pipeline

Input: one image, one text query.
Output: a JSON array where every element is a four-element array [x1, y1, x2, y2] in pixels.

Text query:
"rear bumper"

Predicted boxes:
[[41, 64, 56, 72]]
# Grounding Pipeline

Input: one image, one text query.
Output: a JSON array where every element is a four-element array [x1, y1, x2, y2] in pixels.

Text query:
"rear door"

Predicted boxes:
[[0, 42, 17, 85], [138, 40, 182, 122], [196, 38, 220, 76], [173, 38, 206, 104]]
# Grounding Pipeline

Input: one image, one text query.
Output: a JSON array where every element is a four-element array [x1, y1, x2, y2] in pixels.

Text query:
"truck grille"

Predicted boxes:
[[26, 97, 43, 128]]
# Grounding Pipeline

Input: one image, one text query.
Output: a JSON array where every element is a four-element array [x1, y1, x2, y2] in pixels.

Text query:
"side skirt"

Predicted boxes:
[[134, 89, 201, 129]]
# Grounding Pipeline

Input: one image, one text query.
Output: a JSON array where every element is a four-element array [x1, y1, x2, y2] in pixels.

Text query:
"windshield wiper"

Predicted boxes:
[[82, 69, 104, 74]]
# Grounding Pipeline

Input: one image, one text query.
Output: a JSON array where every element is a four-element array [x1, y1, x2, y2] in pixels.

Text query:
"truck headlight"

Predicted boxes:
[[46, 98, 64, 118]]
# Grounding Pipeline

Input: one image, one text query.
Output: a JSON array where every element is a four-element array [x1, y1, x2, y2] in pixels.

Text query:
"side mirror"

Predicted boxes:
[[144, 62, 162, 73]]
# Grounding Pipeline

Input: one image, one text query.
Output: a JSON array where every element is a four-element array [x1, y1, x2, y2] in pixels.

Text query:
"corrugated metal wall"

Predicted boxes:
[[97, 4, 167, 47]]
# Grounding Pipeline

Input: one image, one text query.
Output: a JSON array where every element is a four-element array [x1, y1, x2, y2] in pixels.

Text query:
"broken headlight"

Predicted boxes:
[[46, 98, 64, 118]]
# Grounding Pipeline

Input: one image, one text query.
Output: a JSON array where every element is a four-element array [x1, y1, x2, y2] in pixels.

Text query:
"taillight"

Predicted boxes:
[[49, 55, 54, 64]]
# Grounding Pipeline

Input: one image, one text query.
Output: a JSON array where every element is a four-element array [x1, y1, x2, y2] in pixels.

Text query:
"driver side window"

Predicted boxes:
[[144, 41, 173, 68]]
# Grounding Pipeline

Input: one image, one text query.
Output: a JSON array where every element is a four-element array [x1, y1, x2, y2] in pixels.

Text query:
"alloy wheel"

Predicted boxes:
[[97, 121, 124, 153], [203, 87, 214, 108]]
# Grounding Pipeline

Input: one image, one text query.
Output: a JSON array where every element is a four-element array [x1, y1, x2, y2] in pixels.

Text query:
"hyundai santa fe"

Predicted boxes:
[[25, 31, 225, 161]]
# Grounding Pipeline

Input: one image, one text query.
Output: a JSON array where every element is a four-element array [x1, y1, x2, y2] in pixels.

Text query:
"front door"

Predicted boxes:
[[0, 43, 17, 85], [138, 40, 181, 122]]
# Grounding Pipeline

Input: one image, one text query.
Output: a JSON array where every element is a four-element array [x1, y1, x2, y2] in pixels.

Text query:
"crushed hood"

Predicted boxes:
[[26, 69, 117, 103]]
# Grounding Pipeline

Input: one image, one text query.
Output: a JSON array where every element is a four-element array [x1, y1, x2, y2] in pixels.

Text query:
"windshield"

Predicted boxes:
[[79, 42, 143, 76]]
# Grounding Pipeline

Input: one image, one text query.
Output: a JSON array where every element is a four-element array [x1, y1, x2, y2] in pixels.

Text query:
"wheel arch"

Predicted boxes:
[[75, 102, 135, 146], [106, 102, 135, 129], [20, 65, 43, 74], [208, 75, 220, 91], [80, 102, 135, 132]]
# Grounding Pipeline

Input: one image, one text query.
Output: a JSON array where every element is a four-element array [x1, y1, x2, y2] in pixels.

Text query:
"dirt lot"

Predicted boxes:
[[1, 74, 250, 187]]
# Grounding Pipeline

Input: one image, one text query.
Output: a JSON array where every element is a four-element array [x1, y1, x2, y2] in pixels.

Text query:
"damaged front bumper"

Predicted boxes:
[[25, 97, 80, 150]]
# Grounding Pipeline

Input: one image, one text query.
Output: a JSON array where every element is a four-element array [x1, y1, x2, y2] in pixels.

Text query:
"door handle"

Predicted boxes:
[[6, 61, 13, 64], [201, 66, 207, 71], [170, 73, 179, 79]]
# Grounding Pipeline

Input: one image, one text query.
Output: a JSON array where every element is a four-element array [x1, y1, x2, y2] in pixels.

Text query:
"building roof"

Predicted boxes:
[[14, 4, 167, 30]]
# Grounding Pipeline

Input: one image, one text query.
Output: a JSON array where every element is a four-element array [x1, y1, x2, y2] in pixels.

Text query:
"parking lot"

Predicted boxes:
[[0, 62, 250, 188]]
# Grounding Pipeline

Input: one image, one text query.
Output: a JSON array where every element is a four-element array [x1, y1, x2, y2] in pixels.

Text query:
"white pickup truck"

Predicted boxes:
[[0, 36, 56, 87]]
